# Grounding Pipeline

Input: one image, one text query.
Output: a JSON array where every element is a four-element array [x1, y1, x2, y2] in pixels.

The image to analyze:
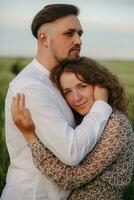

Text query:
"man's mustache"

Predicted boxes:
[[70, 45, 81, 52]]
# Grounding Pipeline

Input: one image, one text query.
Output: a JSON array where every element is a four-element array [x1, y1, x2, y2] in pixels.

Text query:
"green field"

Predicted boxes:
[[0, 57, 134, 199], [99, 60, 134, 95]]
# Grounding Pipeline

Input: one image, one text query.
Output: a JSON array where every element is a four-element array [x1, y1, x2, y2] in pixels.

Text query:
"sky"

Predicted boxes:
[[0, 0, 134, 60]]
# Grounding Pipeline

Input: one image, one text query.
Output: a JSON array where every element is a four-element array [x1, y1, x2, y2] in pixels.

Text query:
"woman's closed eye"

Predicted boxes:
[[63, 90, 72, 96]]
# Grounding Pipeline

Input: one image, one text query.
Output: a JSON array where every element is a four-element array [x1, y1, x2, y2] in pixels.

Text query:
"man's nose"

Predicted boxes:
[[74, 33, 82, 45]]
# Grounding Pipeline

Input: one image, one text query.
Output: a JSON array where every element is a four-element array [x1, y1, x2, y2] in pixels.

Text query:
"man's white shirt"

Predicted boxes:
[[1, 59, 112, 200]]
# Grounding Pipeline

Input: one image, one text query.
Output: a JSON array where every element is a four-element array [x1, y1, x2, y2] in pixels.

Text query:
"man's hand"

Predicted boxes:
[[11, 93, 37, 144], [94, 86, 108, 102]]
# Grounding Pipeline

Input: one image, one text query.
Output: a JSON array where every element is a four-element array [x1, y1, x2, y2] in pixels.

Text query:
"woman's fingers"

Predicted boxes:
[[94, 86, 108, 102], [12, 93, 20, 115], [11, 95, 18, 123], [11, 93, 25, 125], [11, 93, 35, 133], [19, 93, 25, 114]]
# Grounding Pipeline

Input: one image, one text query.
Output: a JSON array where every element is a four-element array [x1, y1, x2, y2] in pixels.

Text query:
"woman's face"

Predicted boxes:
[[59, 71, 95, 115]]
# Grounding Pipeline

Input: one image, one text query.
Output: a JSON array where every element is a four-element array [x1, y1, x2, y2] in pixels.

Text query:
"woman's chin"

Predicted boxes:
[[76, 109, 89, 116]]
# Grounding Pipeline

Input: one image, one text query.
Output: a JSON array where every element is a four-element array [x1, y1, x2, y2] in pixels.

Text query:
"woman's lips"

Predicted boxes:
[[75, 101, 87, 109]]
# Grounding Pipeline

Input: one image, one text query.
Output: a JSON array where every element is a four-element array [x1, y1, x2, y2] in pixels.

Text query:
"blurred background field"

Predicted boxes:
[[0, 57, 134, 199]]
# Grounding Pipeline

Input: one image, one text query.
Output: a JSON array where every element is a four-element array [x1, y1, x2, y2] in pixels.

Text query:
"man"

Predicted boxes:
[[1, 4, 112, 200]]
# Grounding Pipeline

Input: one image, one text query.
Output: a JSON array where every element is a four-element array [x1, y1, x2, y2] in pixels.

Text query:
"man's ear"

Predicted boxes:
[[38, 32, 49, 47]]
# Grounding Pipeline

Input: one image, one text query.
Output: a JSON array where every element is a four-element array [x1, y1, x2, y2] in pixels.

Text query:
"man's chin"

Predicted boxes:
[[69, 53, 80, 60], [58, 53, 80, 63]]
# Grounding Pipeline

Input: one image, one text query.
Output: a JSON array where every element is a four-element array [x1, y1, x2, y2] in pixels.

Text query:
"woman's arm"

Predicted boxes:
[[11, 89, 112, 166], [11, 95, 127, 190], [29, 112, 127, 190]]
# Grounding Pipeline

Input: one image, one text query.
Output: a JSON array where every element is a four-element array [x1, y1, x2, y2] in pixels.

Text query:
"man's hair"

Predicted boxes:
[[31, 4, 79, 39]]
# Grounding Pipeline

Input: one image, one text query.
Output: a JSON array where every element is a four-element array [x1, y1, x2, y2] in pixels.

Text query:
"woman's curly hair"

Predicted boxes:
[[50, 57, 128, 115]]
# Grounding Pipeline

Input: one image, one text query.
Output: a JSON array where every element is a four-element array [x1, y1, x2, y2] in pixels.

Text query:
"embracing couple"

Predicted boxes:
[[1, 4, 134, 200]]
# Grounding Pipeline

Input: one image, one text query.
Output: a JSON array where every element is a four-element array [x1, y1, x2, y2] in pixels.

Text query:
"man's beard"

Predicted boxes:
[[68, 51, 80, 60], [56, 52, 80, 64], [68, 44, 81, 60], [54, 44, 81, 64]]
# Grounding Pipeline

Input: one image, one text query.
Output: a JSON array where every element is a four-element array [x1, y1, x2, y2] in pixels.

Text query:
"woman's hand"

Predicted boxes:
[[11, 93, 37, 144], [94, 85, 108, 103]]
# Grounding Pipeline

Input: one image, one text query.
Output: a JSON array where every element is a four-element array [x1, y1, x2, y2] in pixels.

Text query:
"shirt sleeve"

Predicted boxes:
[[15, 84, 112, 166], [29, 113, 127, 190]]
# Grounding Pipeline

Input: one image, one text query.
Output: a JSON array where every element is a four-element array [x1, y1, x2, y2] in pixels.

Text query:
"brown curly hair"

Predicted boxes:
[[50, 57, 128, 115]]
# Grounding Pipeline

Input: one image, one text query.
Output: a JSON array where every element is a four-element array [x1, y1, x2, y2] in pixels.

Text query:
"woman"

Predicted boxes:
[[12, 57, 134, 200]]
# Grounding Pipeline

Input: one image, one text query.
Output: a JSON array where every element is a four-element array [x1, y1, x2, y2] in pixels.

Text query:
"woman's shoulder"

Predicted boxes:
[[108, 110, 133, 135], [110, 110, 129, 124]]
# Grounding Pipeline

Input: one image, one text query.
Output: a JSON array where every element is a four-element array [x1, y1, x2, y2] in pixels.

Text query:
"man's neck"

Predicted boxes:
[[36, 53, 58, 71]]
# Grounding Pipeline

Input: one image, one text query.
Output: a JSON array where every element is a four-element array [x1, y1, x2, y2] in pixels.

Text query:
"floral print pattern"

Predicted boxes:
[[29, 111, 134, 200]]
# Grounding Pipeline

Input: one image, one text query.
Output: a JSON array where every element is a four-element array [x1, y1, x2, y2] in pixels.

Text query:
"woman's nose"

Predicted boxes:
[[73, 91, 82, 101]]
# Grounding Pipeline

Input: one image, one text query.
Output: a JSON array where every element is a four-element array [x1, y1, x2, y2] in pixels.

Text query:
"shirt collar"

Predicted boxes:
[[32, 58, 50, 76]]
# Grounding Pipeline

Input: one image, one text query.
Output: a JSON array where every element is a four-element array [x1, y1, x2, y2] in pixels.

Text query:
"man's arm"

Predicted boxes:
[[12, 84, 112, 166]]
